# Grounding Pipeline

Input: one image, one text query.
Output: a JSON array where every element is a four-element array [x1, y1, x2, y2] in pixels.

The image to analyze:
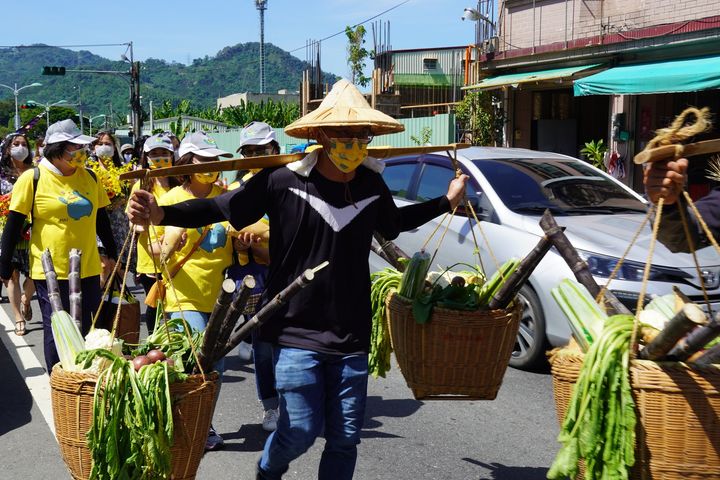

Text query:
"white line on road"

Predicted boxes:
[[0, 305, 56, 437]]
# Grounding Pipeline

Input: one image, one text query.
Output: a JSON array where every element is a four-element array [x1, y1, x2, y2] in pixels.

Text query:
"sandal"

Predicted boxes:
[[20, 295, 32, 322], [14, 320, 26, 336]]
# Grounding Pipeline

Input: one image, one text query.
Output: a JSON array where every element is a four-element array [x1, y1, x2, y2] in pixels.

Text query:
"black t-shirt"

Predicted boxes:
[[162, 164, 450, 354]]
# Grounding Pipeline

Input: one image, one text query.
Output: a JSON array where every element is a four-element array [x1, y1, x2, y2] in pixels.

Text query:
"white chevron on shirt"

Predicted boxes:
[[288, 187, 379, 232]]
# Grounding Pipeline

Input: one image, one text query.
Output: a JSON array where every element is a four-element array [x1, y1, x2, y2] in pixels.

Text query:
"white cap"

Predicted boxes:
[[120, 143, 134, 153], [178, 131, 232, 158], [238, 121, 276, 150], [45, 119, 95, 145], [143, 133, 174, 153]]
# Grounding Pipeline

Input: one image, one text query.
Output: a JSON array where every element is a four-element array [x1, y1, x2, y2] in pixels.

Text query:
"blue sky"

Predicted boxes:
[[5, 0, 482, 81]]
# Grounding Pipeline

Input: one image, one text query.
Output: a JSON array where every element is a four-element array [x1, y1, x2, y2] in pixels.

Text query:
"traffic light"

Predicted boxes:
[[42, 66, 66, 76], [20, 104, 29, 109]]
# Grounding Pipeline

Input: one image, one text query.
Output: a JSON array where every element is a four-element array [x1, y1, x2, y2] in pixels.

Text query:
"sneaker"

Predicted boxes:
[[262, 408, 279, 432], [238, 341, 253, 362], [205, 426, 224, 451]]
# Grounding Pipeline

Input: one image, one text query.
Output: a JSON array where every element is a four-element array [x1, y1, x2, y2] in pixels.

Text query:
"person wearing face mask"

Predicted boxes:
[[127, 133, 179, 333], [92, 131, 133, 282], [0, 133, 37, 335], [34, 135, 45, 164], [154, 131, 234, 451], [127, 79, 469, 479], [0, 119, 117, 372], [120, 143, 135, 165]]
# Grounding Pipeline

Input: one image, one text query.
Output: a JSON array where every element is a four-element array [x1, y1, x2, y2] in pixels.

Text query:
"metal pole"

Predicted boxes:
[[260, 6, 265, 93], [150, 100, 154, 132], [14, 83, 19, 131], [46, 105, 50, 126]]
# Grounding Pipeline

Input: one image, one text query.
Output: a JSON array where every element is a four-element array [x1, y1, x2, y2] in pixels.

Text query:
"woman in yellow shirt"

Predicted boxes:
[[0, 120, 117, 372], [156, 131, 233, 451], [129, 133, 178, 332]]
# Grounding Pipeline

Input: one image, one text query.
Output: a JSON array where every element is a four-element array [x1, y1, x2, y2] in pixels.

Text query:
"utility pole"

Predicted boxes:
[[256, 0, 268, 94]]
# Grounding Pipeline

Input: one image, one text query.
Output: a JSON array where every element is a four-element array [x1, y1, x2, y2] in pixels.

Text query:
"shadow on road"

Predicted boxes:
[[361, 395, 422, 438], [221, 423, 270, 452], [0, 334, 33, 436], [463, 458, 549, 480]]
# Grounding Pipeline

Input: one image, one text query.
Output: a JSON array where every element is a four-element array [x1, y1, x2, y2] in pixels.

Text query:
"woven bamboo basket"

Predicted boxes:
[[550, 348, 720, 479], [50, 366, 218, 480], [386, 292, 520, 400]]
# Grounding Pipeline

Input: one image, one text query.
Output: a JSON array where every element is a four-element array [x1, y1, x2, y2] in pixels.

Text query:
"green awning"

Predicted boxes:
[[394, 73, 456, 87], [574, 56, 720, 96], [463, 64, 600, 90]]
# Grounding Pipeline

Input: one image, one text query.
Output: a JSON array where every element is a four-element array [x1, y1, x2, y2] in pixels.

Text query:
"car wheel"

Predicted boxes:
[[509, 285, 547, 370]]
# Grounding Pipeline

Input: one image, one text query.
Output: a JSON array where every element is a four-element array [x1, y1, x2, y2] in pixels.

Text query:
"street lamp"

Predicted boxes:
[[26, 99, 68, 125], [89, 114, 106, 135], [0, 82, 43, 130]]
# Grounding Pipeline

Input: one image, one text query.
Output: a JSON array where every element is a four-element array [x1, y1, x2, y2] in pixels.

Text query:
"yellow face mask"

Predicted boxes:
[[148, 156, 172, 170], [193, 171, 219, 184], [326, 138, 368, 173], [67, 148, 88, 168]]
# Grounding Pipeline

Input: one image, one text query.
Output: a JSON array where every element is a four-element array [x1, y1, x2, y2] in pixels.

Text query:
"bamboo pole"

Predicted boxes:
[[633, 138, 720, 165], [68, 248, 82, 330], [218, 268, 317, 359], [488, 232, 555, 310], [41, 249, 64, 315], [638, 303, 708, 360], [208, 275, 256, 365], [196, 278, 236, 373], [539, 210, 631, 315], [667, 311, 720, 361]]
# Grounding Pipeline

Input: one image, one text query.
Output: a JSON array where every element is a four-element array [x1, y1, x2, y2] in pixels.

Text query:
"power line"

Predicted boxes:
[[0, 43, 129, 49], [286, 0, 410, 53]]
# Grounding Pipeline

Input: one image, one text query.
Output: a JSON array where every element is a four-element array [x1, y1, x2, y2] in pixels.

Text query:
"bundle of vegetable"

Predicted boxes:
[[397, 251, 431, 300], [551, 279, 608, 352], [369, 267, 403, 377], [476, 258, 520, 306], [76, 348, 185, 479], [548, 314, 636, 480], [134, 316, 205, 374]]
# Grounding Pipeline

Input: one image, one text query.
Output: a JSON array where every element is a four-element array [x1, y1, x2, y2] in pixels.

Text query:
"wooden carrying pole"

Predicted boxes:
[[119, 144, 472, 181], [633, 138, 720, 165]]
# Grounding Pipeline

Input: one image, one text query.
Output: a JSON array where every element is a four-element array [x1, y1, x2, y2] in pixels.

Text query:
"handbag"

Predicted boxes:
[[144, 226, 210, 307], [97, 276, 142, 344]]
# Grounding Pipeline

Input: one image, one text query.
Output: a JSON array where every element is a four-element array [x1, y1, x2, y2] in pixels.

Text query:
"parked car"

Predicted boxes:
[[369, 146, 720, 370]]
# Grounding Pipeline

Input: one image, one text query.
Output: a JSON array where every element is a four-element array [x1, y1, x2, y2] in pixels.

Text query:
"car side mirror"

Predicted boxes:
[[457, 196, 489, 220]]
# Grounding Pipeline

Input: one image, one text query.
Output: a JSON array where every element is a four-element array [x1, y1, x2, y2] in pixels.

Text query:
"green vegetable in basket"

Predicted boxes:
[[548, 314, 636, 480], [476, 258, 520, 306], [369, 267, 403, 377], [398, 251, 431, 300], [551, 279, 608, 352], [412, 282, 481, 324], [51, 309, 86, 372]]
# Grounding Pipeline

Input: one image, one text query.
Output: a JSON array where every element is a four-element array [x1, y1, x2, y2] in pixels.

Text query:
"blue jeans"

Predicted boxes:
[[253, 336, 278, 410], [169, 310, 224, 377], [258, 347, 369, 480]]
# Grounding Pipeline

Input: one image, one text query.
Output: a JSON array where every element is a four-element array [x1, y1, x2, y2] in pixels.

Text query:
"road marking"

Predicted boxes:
[[0, 305, 56, 437]]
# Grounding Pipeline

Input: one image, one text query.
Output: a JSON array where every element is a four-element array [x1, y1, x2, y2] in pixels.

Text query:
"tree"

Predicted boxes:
[[455, 91, 504, 146], [345, 25, 371, 87]]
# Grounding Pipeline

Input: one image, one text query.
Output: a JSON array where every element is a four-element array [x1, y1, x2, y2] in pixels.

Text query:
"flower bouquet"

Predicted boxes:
[[86, 160, 135, 211], [0, 193, 11, 231]]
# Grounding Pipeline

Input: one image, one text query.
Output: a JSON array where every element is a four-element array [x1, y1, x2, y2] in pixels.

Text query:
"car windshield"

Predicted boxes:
[[473, 158, 647, 215]]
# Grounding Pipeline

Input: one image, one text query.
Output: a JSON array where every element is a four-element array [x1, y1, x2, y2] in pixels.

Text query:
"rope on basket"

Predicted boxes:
[[91, 224, 135, 332], [676, 195, 715, 315]]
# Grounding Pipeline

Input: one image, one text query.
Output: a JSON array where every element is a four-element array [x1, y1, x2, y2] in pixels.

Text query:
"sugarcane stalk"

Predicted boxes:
[[638, 303, 708, 360], [208, 275, 256, 365], [68, 248, 82, 330], [667, 311, 720, 361], [218, 268, 317, 359], [539, 210, 631, 315], [693, 341, 720, 366], [372, 231, 409, 272], [196, 278, 236, 373], [41, 249, 64, 315], [488, 233, 555, 309]]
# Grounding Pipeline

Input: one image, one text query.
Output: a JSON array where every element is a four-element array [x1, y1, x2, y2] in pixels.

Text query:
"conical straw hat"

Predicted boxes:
[[285, 79, 404, 139]]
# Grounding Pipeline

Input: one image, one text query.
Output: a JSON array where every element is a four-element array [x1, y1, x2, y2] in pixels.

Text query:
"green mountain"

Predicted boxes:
[[0, 43, 338, 120]]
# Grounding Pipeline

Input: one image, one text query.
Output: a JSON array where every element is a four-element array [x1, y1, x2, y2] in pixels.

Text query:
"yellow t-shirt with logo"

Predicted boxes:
[[158, 185, 233, 313], [227, 179, 269, 266], [10, 164, 110, 279], [129, 181, 170, 275]]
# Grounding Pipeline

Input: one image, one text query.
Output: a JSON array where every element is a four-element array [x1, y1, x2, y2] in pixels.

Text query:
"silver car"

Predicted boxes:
[[370, 147, 720, 369]]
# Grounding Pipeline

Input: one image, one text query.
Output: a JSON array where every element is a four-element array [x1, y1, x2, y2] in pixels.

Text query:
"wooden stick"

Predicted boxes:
[[488, 231, 555, 310], [196, 278, 236, 374], [633, 138, 720, 165], [539, 210, 631, 315], [218, 268, 317, 359], [209, 275, 256, 365], [638, 303, 708, 360], [693, 341, 720, 366], [667, 311, 720, 361], [41, 249, 64, 315], [372, 232, 409, 272], [119, 144, 473, 180], [68, 249, 82, 330]]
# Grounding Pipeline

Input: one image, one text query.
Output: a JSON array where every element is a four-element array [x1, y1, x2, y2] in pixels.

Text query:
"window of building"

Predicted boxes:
[[423, 58, 439, 71]]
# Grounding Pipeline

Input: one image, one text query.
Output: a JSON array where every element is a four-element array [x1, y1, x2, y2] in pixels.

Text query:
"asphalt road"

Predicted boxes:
[[0, 288, 561, 480]]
